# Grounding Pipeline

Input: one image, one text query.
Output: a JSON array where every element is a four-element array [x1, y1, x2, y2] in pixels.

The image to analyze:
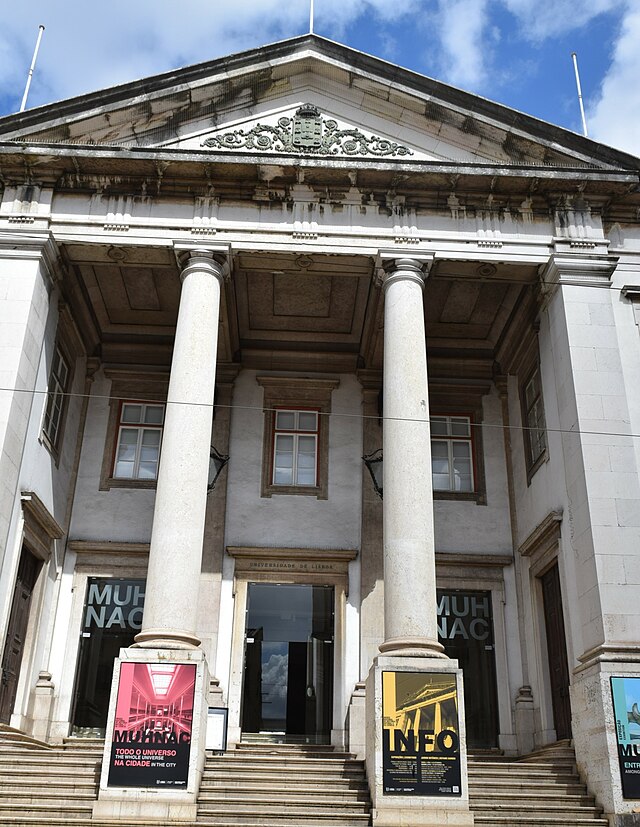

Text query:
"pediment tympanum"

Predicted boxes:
[[200, 103, 414, 159]]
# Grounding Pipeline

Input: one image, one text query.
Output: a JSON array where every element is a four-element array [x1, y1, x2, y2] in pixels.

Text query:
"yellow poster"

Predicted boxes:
[[382, 671, 461, 796]]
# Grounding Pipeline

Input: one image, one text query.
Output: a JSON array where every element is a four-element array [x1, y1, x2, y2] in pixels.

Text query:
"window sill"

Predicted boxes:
[[433, 490, 487, 505], [263, 483, 327, 500], [99, 478, 158, 492]]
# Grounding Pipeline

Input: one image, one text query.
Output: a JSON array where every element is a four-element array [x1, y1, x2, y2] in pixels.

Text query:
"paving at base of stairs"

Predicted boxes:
[[0, 725, 609, 827]]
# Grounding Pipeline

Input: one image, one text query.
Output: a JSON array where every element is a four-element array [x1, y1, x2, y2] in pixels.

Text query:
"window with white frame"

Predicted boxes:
[[522, 366, 547, 470], [42, 345, 70, 449], [431, 415, 474, 492], [113, 402, 164, 480], [272, 409, 319, 487]]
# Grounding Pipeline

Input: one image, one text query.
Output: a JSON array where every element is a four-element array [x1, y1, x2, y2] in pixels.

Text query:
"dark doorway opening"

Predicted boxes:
[[241, 583, 334, 743], [540, 563, 572, 740], [0, 548, 42, 723], [437, 589, 500, 749]]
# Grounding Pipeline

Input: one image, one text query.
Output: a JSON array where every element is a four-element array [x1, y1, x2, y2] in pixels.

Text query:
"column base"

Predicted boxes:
[[366, 654, 473, 827], [94, 647, 209, 823], [133, 629, 201, 649], [379, 636, 447, 658]]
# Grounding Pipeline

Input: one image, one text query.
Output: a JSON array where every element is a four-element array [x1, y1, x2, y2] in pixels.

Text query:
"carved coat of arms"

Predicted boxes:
[[202, 104, 413, 158]]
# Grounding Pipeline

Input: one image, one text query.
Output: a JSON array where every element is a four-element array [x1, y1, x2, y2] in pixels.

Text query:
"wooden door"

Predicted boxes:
[[540, 563, 572, 740], [0, 549, 41, 723]]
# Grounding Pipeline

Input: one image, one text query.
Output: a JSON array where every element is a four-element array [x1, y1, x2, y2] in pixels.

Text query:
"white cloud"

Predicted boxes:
[[588, 4, 640, 154], [501, 0, 624, 40], [436, 0, 491, 89], [0, 0, 419, 112]]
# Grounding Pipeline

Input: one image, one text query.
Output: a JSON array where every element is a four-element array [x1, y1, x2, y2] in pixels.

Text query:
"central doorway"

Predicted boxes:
[[241, 583, 334, 743]]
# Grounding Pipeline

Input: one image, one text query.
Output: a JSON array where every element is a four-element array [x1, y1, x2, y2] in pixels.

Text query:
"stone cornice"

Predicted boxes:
[[519, 510, 563, 558], [21, 492, 65, 562]]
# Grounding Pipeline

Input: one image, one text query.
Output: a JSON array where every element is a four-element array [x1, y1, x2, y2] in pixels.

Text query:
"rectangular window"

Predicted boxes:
[[113, 402, 164, 480], [42, 345, 70, 449], [431, 415, 474, 492], [523, 366, 547, 470], [272, 409, 319, 487]]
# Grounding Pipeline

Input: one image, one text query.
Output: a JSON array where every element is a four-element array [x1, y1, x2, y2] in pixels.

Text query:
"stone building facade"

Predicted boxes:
[[0, 33, 639, 824]]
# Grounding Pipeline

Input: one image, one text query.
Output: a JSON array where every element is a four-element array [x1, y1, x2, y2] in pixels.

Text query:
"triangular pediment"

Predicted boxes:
[[161, 100, 450, 162], [0, 35, 636, 171]]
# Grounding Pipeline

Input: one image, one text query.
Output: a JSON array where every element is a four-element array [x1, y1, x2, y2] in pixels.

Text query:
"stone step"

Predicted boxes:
[[196, 814, 371, 826], [198, 789, 371, 803], [0, 803, 93, 820], [471, 800, 600, 813], [0, 781, 96, 794], [472, 820, 609, 826], [201, 775, 368, 790], [198, 798, 370, 813], [0, 725, 50, 745], [469, 781, 588, 794], [205, 756, 363, 775]]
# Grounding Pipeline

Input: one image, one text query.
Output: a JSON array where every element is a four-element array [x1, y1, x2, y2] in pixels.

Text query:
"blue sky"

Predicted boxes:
[[0, 0, 638, 154]]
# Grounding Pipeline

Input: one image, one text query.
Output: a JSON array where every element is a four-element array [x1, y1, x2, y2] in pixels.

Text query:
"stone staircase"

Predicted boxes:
[[198, 742, 371, 826], [0, 725, 100, 825], [469, 741, 609, 826], [0, 725, 611, 826]]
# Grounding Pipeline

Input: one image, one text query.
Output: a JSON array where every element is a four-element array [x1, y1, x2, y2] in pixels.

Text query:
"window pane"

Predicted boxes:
[[451, 418, 470, 437], [274, 467, 293, 484], [276, 411, 295, 430], [114, 429, 138, 479], [296, 467, 316, 485], [298, 412, 318, 431], [274, 434, 294, 484], [452, 442, 473, 491], [144, 405, 164, 425], [297, 435, 316, 456], [138, 462, 158, 480], [431, 417, 448, 436], [296, 435, 317, 485], [141, 429, 161, 449], [431, 441, 450, 490], [122, 405, 142, 424], [114, 460, 136, 478], [525, 372, 540, 410]]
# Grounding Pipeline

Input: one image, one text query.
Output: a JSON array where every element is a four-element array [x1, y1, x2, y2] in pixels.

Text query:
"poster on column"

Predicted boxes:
[[382, 671, 461, 796], [107, 662, 196, 788], [610, 676, 640, 799]]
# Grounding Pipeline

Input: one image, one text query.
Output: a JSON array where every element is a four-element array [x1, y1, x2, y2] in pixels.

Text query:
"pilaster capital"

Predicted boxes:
[[539, 252, 618, 295], [374, 251, 434, 291], [173, 241, 231, 283]]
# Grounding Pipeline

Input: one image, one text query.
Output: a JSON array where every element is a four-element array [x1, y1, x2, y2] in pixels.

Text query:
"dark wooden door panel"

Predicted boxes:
[[541, 564, 572, 740], [0, 550, 41, 723]]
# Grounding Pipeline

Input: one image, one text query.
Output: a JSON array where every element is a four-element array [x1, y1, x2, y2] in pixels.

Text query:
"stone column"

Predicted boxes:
[[365, 254, 472, 827], [135, 248, 227, 649], [379, 255, 444, 658], [95, 246, 229, 823]]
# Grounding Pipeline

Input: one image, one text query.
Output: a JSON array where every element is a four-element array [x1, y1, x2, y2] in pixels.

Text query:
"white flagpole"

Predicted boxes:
[[571, 52, 589, 138], [310, 0, 314, 34], [20, 25, 45, 113]]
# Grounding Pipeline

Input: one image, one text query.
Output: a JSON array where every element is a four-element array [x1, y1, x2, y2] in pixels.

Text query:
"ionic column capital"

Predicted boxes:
[[375, 251, 434, 291]]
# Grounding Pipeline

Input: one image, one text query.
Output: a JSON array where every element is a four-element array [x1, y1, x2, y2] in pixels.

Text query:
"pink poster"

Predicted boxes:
[[107, 662, 196, 788]]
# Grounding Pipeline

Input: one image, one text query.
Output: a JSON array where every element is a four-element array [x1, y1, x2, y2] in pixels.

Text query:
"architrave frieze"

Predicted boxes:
[[202, 104, 414, 159]]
